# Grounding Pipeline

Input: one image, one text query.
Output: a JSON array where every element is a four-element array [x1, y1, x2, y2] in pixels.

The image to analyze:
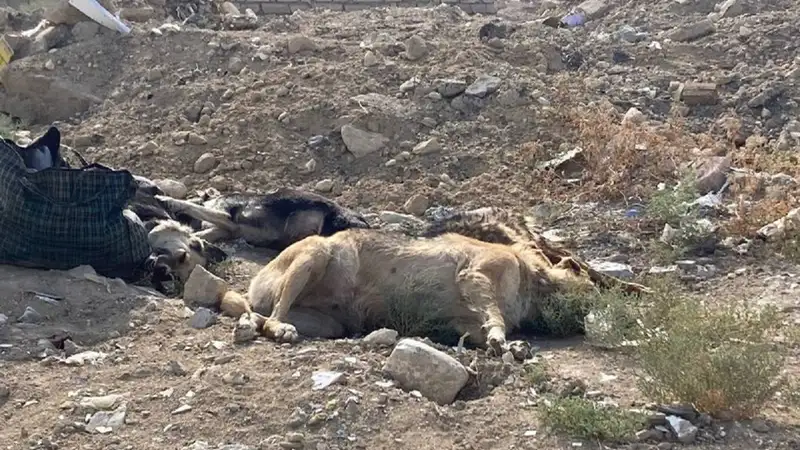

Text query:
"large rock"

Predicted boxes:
[[695, 156, 730, 195], [382, 339, 469, 405], [183, 266, 228, 308], [340, 124, 388, 158], [45, 0, 117, 26], [0, 67, 102, 125]]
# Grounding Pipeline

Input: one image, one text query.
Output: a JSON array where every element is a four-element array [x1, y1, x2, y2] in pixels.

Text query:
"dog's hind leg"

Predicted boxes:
[[454, 260, 515, 356], [251, 236, 331, 343], [154, 195, 238, 232]]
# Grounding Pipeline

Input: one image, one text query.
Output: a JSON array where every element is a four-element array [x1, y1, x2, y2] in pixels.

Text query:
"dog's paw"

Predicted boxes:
[[233, 314, 260, 344], [486, 331, 506, 358], [263, 320, 299, 343]]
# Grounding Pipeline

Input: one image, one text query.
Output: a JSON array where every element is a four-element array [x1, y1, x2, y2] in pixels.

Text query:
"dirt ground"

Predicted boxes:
[[1, 0, 800, 449]]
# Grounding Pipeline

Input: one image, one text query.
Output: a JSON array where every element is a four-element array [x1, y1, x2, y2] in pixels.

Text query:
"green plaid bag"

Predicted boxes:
[[0, 137, 151, 280]]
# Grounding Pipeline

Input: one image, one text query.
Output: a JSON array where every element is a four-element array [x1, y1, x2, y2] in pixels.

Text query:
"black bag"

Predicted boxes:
[[0, 127, 151, 280]]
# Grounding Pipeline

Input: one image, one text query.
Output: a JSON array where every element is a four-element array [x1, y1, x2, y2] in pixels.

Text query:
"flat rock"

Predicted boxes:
[[666, 19, 715, 42], [363, 328, 398, 347], [587, 260, 634, 280], [383, 339, 469, 405], [436, 79, 467, 98], [666, 415, 698, 444], [465, 75, 501, 97], [340, 124, 389, 158], [183, 266, 228, 308], [194, 153, 219, 174], [154, 179, 188, 199], [190, 307, 217, 329]]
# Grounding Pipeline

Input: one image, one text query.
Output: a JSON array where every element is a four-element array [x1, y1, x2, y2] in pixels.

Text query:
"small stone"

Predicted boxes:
[[183, 265, 229, 308], [171, 404, 192, 415], [399, 77, 419, 93], [187, 133, 208, 146], [666, 19, 715, 42], [382, 338, 469, 405], [622, 107, 645, 126], [403, 194, 429, 216], [71, 21, 100, 41], [314, 179, 334, 193], [190, 307, 217, 329], [44, 60, 55, 70], [167, 360, 188, 376], [228, 57, 245, 74], [340, 125, 389, 158], [287, 35, 317, 54], [363, 50, 378, 67], [194, 153, 218, 174], [86, 405, 127, 434], [719, 0, 745, 17], [362, 328, 398, 347], [465, 74, 501, 97], [577, 0, 609, 19], [751, 418, 770, 433], [137, 140, 159, 155], [587, 261, 634, 280], [154, 179, 188, 199], [412, 138, 442, 155], [220, 1, 240, 14], [18, 306, 43, 323], [222, 371, 249, 385], [665, 415, 698, 444], [436, 79, 467, 98], [404, 35, 428, 60]]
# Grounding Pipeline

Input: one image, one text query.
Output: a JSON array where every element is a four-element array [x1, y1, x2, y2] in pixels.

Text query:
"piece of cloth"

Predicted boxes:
[[0, 136, 151, 281]]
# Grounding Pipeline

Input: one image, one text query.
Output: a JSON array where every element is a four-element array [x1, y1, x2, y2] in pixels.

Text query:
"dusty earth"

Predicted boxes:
[[1, 0, 800, 449]]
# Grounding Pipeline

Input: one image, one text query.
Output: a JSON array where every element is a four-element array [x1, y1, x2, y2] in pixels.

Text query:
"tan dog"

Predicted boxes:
[[220, 209, 649, 353]]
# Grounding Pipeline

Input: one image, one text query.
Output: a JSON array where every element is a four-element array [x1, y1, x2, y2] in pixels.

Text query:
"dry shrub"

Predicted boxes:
[[540, 396, 646, 442], [634, 277, 790, 419]]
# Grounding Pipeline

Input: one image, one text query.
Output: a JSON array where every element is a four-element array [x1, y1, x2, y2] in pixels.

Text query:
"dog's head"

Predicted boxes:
[[146, 220, 228, 291]]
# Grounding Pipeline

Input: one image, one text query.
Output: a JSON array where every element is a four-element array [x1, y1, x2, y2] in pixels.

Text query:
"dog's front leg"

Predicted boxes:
[[194, 226, 233, 243], [455, 267, 508, 356]]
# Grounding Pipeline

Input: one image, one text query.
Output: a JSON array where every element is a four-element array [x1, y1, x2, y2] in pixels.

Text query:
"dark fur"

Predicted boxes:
[[4, 126, 66, 171], [151, 187, 371, 251]]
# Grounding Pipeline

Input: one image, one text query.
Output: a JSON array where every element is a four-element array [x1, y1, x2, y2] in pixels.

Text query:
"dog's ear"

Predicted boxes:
[[189, 238, 228, 265], [204, 242, 229, 265]]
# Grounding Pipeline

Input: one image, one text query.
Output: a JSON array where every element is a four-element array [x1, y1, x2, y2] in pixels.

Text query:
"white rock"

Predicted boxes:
[[412, 138, 442, 155], [465, 74, 501, 97], [154, 178, 188, 199], [0, 313, 7, 327], [183, 266, 228, 308], [341, 125, 389, 158], [363, 328, 398, 347], [86, 405, 127, 434], [194, 152, 218, 174], [587, 260, 634, 280], [287, 35, 317, 54], [666, 415, 698, 444], [190, 307, 217, 329], [622, 107, 645, 125], [314, 179, 334, 192], [382, 339, 469, 405], [363, 50, 378, 67]]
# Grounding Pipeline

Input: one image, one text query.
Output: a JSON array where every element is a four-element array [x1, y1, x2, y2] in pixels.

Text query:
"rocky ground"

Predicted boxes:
[[1, 0, 800, 449]]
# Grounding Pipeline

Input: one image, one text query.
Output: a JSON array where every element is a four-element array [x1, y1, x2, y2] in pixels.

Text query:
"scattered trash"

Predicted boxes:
[[312, 371, 345, 390], [561, 10, 587, 28]]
